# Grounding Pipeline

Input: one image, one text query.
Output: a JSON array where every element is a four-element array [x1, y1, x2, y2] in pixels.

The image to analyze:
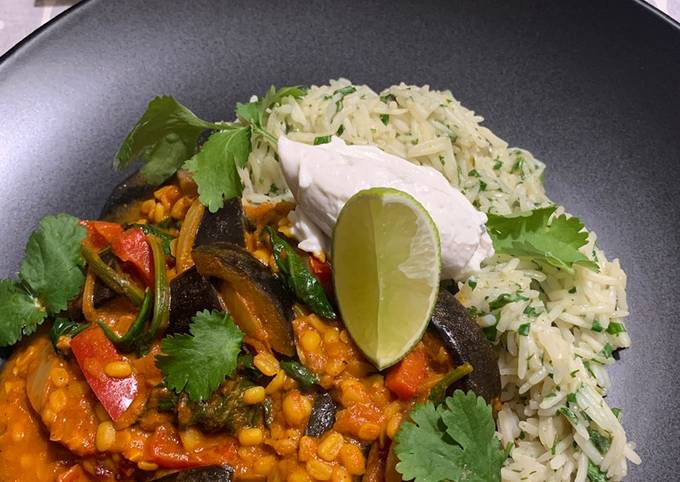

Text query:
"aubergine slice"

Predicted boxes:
[[168, 267, 224, 334], [305, 391, 337, 437], [193, 243, 296, 357], [428, 290, 501, 403], [194, 197, 246, 248], [100, 171, 157, 223], [153, 465, 234, 482]]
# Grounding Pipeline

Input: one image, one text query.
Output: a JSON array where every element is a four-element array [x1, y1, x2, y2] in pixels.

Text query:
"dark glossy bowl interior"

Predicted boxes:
[[0, 1, 679, 479]]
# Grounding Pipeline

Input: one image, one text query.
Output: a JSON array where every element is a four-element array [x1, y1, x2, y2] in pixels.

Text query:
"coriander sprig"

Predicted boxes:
[[395, 390, 505, 482], [0, 214, 86, 346], [486, 206, 599, 273], [115, 86, 306, 213]]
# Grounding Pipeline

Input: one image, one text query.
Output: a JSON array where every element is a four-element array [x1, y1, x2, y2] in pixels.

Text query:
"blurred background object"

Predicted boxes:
[[1, 0, 80, 55], [0, 0, 678, 57]]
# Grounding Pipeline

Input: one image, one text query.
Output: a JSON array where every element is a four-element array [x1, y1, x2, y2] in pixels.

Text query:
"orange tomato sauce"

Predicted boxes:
[[0, 189, 456, 482]]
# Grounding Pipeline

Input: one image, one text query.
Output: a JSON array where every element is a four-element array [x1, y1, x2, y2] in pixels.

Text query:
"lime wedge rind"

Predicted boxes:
[[332, 187, 441, 370]]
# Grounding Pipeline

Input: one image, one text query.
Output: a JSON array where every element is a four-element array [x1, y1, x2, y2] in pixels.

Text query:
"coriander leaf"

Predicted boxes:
[[588, 427, 611, 455], [183, 127, 251, 213], [314, 136, 332, 145], [558, 406, 579, 425], [601, 343, 614, 359], [395, 390, 504, 482], [606, 322, 626, 335], [0, 280, 46, 347], [380, 93, 397, 104], [587, 461, 609, 482], [235, 101, 260, 125], [488, 293, 529, 311], [487, 206, 599, 273], [20, 214, 87, 314], [156, 310, 244, 402], [396, 401, 464, 482], [115, 96, 222, 184], [236, 85, 306, 142], [266, 227, 336, 319], [440, 391, 505, 481]]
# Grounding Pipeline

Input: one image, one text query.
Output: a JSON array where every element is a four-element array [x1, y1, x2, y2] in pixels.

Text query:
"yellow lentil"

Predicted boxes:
[[170, 196, 192, 220], [243, 386, 266, 405], [298, 436, 317, 462], [152, 203, 167, 224], [317, 432, 344, 462], [141, 199, 156, 215], [154, 185, 181, 209], [331, 466, 352, 482], [300, 330, 322, 352], [104, 361, 132, 378], [306, 459, 334, 480], [283, 391, 312, 428], [287, 468, 312, 482], [339, 444, 366, 475], [238, 427, 264, 446], [96, 421, 116, 452], [137, 461, 159, 471], [357, 423, 381, 442]]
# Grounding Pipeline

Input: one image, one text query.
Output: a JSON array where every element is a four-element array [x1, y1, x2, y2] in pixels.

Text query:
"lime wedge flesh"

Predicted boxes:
[[332, 187, 441, 370]]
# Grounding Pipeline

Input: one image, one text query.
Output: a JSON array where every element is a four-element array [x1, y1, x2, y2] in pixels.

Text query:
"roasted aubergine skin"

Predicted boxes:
[[428, 290, 501, 403]]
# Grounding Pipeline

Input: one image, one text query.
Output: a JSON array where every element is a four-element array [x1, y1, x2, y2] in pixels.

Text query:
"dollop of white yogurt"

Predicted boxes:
[[278, 136, 494, 280]]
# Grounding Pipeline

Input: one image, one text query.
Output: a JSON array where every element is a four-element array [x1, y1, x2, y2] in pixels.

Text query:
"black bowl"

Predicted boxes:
[[1, 0, 678, 479]]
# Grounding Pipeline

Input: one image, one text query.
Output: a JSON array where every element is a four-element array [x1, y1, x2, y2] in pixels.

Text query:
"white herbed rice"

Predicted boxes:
[[239, 79, 639, 481]]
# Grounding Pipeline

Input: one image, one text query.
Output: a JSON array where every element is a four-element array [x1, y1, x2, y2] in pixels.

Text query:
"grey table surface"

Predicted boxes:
[[1, 0, 680, 57]]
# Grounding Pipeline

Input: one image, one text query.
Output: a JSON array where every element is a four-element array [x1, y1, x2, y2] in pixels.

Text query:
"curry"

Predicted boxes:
[[0, 172, 500, 482]]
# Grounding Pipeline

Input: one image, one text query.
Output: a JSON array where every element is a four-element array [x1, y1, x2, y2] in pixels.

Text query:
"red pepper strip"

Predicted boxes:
[[146, 426, 196, 469], [71, 325, 140, 421], [385, 349, 428, 400], [111, 227, 154, 287], [80, 220, 124, 250], [309, 256, 334, 298], [146, 426, 237, 469]]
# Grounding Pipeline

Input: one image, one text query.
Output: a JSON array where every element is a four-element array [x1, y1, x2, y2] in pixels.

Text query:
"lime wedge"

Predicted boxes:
[[332, 187, 441, 370]]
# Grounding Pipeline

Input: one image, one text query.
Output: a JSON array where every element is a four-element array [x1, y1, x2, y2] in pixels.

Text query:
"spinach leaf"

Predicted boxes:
[[49, 317, 88, 348], [280, 359, 320, 388], [266, 227, 336, 319]]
